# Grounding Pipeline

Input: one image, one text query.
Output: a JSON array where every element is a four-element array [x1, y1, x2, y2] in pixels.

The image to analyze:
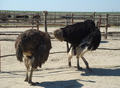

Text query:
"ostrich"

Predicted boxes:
[[15, 15, 29, 22], [0, 14, 11, 21], [15, 29, 52, 85], [53, 20, 101, 71], [33, 15, 40, 19]]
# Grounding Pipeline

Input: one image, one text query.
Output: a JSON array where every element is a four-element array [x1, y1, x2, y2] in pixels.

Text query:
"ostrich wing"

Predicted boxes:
[[15, 40, 23, 62], [34, 44, 49, 68], [61, 21, 95, 47]]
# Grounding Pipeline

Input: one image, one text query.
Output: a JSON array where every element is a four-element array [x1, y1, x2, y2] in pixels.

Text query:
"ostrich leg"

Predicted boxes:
[[24, 65, 29, 82], [81, 56, 92, 71], [24, 57, 29, 82], [67, 45, 72, 67], [68, 47, 73, 67], [77, 57, 82, 70], [68, 54, 72, 67], [28, 68, 39, 85], [28, 58, 39, 85], [28, 68, 35, 85]]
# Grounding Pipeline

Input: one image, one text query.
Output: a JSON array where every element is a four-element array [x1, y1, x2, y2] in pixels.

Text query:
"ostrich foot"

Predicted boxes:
[[24, 77, 28, 82], [86, 66, 92, 71], [24, 79, 28, 82], [68, 62, 71, 67], [77, 66, 82, 70], [29, 81, 39, 85]]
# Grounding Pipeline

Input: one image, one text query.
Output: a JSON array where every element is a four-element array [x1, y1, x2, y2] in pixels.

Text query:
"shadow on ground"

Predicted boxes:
[[37, 79, 84, 88], [100, 41, 108, 43], [81, 66, 120, 76]]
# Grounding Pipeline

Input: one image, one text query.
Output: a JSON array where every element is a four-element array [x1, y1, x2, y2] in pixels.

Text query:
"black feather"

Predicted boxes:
[[61, 20, 101, 50]]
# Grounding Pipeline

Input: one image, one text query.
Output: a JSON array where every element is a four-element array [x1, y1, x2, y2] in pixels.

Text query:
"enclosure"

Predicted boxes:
[[0, 11, 120, 88]]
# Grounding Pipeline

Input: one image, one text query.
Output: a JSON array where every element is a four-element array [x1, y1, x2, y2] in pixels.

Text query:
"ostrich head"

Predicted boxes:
[[53, 28, 65, 42]]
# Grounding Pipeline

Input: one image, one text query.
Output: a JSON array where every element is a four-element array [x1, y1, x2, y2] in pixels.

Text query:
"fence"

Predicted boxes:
[[0, 11, 120, 39], [45, 12, 120, 27], [0, 11, 42, 29], [0, 11, 120, 27]]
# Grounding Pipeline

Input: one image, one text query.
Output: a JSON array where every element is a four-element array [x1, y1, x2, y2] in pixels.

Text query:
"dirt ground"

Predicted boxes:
[[0, 27, 120, 88]]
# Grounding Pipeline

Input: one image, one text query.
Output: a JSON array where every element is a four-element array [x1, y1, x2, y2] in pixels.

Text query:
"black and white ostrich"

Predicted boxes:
[[15, 29, 52, 85], [53, 20, 101, 71]]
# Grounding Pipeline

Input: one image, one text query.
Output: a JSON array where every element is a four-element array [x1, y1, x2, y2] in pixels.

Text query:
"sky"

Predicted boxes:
[[0, 0, 120, 12]]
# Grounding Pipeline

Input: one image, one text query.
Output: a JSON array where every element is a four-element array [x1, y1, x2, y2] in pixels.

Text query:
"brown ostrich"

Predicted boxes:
[[53, 20, 101, 71], [32, 15, 40, 19], [0, 14, 11, 21], [15, 29, 52, 85]]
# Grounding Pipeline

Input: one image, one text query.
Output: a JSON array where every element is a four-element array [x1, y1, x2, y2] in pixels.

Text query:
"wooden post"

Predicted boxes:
[[93, 12, 96, 21], [54, 12, 56, 24], [50, 13, 51, 24], [65, 21, 69, 52], [105, 14, 109, 39], [39, 12, 41, 22], [43, 11, 48, 33], [37, 23, 39, 30], [36, 13, 39, 30], [32, 14, 34, 29], [84, 13, 85, 21], [98, 14, 101, 29], [0, 44, 1, 72], [71, 13, 74, 24]]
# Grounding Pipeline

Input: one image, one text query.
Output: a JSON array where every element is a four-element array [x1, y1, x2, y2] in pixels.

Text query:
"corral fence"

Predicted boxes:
[[0, 11, 120, 46], [0, 11, 42, 29], [0, 11, 120, 38], [0, 11, 49, 39], [0, 11, 120, 27]]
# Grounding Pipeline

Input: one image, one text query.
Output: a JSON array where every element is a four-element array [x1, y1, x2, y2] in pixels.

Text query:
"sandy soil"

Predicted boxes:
[[0, 27, 120, 88]]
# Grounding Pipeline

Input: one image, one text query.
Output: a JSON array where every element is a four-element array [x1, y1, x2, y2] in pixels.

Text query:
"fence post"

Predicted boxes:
[[39, 12, 41, 23], [93, 12, 96, 21], [43, 11, 48, 33], [32, 14, 34, 29], [0, 44, 1, 73], [37, 13, 39, 30], [54, 12, 56, 24], [65, 21, 69, 52], [71, 13, 74, 24], [98, 14, 101, 29], [105, 14, 109, 39]]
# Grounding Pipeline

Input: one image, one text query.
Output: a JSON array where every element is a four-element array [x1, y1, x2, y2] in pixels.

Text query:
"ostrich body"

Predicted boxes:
[[15, 29, 52, 85], [53, 20, 101, 71]]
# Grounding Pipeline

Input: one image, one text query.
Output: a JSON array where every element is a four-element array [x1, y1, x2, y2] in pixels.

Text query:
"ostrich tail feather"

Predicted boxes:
[[16, 45, 23, 62]]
